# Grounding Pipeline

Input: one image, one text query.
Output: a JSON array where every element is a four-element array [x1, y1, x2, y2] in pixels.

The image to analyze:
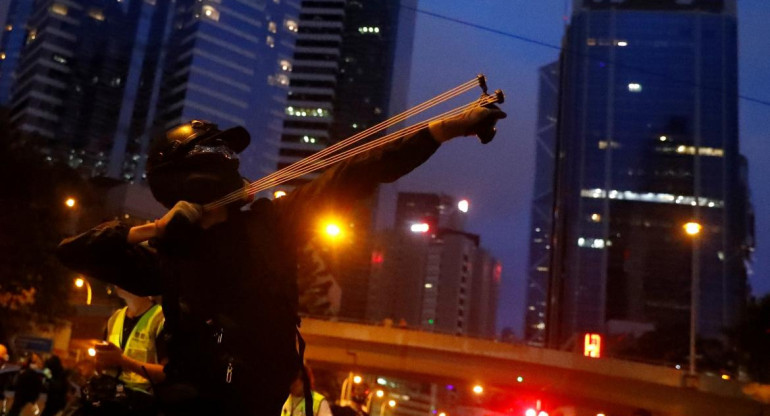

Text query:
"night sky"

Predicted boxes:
[[394, 1, 770, 335]]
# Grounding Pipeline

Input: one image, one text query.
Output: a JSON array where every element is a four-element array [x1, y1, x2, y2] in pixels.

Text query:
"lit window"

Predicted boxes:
[[659, 135, 667, 142], [268, 21, 277, 33], [590, 213, 601, 222], [52, 54, 67, 64], [266, 35, 275, 48], [89, 8, 105, 21], [5, 25, 12, 31], [628, 83, 642, 92], [586, 38, 596, 46], [279, 59, 291, 71], [580, 188, 723, 208], [0, 52, 5, 60], [598, 140, 619, 149], [577, 238, 606, 249], [284, 18, 298, 32], [285, 107, 329, 118], [425, 283, 433, 289], [51, 3, 68, 16], [202, 5, 219, 21], [616, 40, 628, 47], [674, 145, 724, 157], [26, 30, 37, 45]]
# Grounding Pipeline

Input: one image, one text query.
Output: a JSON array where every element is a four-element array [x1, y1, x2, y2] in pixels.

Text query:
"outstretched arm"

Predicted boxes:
[[275, 105, 507, 235], [57, 221, 162, 296]]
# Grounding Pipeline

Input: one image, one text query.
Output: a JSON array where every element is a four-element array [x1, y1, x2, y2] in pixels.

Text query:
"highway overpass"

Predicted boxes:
[[299, 318, 769, 416]]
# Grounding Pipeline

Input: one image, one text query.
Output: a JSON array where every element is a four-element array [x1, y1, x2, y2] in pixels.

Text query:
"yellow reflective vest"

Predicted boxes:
[[106, 304, 164, 393], [281, 391, 327, 416]]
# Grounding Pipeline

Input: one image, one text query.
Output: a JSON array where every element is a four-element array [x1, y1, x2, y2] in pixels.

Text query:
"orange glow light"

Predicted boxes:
[[584, 333, 602, 358]]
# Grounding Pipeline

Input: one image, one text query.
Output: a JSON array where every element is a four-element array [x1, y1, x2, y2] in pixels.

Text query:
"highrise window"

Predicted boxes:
[[202, 5, 220, 21], [51, 3, 68, 16], [269, 22, 277, 33], [627, 83, 642, 92], [284, 18, 298, 32], [266, 36, 275, 48], [88, 8, 105, 21]]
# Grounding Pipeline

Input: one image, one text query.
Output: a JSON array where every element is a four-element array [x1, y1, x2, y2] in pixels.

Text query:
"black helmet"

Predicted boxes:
[[146, 120, 250, 208]]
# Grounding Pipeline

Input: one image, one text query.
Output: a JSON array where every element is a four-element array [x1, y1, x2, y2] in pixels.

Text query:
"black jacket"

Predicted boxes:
[[56, 128, 440, 415]]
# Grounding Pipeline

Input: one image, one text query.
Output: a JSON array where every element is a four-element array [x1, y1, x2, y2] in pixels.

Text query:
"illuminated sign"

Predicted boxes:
[[584, 333, 602, 358]]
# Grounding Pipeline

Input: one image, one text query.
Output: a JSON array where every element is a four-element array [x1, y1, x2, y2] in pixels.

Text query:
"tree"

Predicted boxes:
[[0, 109, 92, 345]]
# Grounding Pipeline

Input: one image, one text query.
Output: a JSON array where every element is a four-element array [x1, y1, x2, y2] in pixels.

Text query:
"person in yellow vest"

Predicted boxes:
[[94, 286, 167, 395], [281, 366, 332, 416]]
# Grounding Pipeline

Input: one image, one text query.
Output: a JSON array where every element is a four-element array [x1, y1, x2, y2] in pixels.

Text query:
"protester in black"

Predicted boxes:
[[56, 105, 506, 415]]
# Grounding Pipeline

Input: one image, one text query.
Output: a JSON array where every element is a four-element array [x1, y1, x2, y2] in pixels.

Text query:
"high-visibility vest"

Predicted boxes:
[[106, 304, 164, 393], [281, 391, 327, 416]]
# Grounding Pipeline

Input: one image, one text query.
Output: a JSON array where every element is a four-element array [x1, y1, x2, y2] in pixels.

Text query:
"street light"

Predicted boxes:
[[74, 277, 92, 305], [683, 221, 702, 236], [380, 399, 396, 416], [684, 221, 702, 379], [64, 197, 76, 208], [472, 385, 483, 394]]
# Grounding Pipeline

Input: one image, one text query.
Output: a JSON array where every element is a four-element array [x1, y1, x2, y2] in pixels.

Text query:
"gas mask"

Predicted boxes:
[[146, 120, 250, 208]]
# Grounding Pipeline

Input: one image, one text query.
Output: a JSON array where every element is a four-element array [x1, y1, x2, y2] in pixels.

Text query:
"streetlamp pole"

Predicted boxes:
[[74, 277, 92, 305], [689, 235, 700, 377], [684, 222, 702, 378]]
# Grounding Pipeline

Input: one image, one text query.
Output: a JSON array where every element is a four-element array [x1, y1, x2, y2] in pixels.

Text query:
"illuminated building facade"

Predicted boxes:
[[0, 0, 34, 105], [153, 0, 299, 181], [545, 0, 752, 351], [367, 192, 500, 338], [271, 0, 417, 188], [273, 0, 418, 321], [524, 62, 560, 346], [2, 0, 297, 181]]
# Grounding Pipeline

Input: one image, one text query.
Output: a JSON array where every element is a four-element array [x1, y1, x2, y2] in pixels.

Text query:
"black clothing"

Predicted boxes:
[[57, 128, 440, 415]]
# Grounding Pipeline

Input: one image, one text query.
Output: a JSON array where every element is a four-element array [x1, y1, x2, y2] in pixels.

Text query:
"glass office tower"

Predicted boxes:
[[546, 0, 752, 352]]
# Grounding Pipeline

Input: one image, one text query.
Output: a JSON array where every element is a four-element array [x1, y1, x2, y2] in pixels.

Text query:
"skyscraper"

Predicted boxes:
[[0, 0, 34, 105], [272, 0, 418, 320], [524, 62, 559, 346], [367, 192, 500, 338], [544, 0, 751, 353], [271, 0, 417, 188], [3, 0, 297, 181], [152, 0, 299, 181], [7, 0, 149, 177]]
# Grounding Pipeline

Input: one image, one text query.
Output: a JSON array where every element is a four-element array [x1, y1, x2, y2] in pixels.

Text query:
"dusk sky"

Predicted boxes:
[[391, 1, 770, 335]]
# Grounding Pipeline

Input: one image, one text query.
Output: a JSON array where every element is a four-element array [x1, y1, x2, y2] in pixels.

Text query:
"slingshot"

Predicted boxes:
[[204, 75, 504, 211]]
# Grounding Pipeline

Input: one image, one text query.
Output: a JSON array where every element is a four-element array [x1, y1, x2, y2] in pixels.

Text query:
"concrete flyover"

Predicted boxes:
[[299, 318, 769, 416]]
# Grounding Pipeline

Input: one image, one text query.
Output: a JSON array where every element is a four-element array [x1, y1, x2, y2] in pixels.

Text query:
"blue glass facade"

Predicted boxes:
[[2, 0, 296, 181], [525, 62, 559, 346], [0, 0, 34, 105], [156, 0, 298, 180], [547, 1, 751, 350]]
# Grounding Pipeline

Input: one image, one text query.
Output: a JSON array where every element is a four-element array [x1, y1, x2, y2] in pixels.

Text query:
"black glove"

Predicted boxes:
[[156, 201, 203, 243], [428, 104, 507, 144]]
